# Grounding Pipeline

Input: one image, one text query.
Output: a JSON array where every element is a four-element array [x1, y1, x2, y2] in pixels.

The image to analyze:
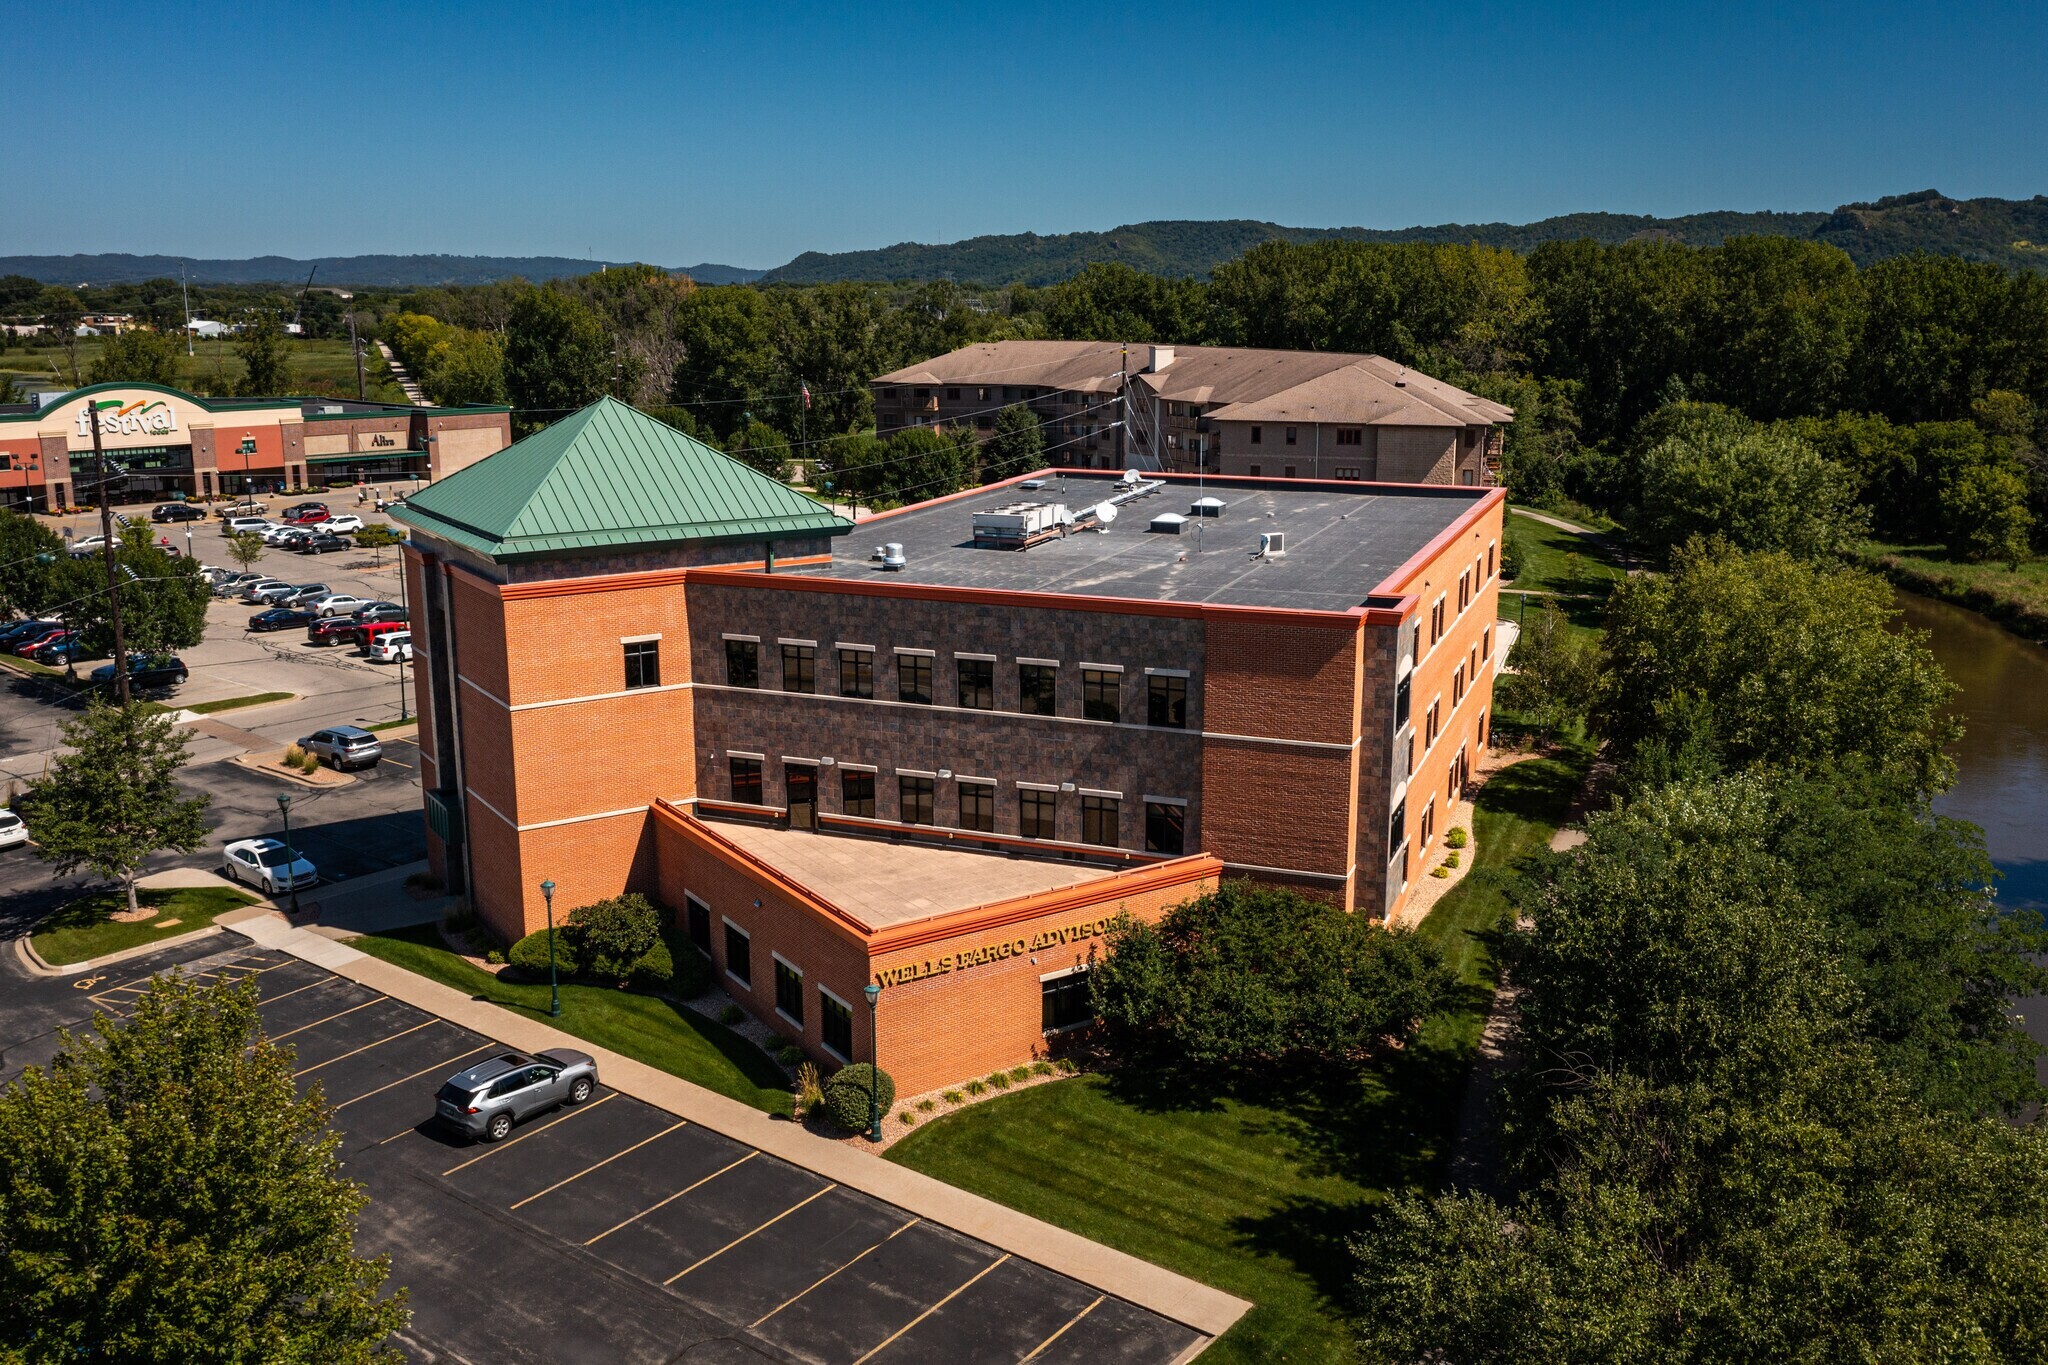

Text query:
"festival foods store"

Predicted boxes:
[[0, 382, 510, 508], [654, 801, 1221, 1095]]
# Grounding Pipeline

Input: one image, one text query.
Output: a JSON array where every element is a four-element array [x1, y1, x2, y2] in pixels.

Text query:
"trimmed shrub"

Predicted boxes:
[[1053, 1058, 1078, 1074], [1031, 1061, 1055, 1076], [965, 1079, 988, 1096], [987, 1071, 1011, 1090], [942, 1090, 965, 1105], [568, 893, 659, 981], [916, 1098, 936, 1112], [626, 936, 674, 991], [484, 948, 505, 966], [1444, 827, 1469, 849], [719, 1004, 745, 1026], [1446, 851, 1461, 869], [659, 923, 713, 998], [1007, 1066, 1033, 1082], [1430, 865, 1451, 879], [898, 1111, 915, 1126], [508, 926, 579, 978], [775, 1043, 805, 1067], [821, 1064, 896, 1134]]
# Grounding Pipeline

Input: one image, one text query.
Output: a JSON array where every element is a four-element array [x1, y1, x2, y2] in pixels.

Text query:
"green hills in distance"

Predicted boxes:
[[9, 190, 2046, 289]]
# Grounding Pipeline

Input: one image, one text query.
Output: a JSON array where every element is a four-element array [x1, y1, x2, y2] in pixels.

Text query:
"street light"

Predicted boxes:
[[862, 982, 882, 1142], [541, 878, 561, 1018], [275, 793, 302, 916]]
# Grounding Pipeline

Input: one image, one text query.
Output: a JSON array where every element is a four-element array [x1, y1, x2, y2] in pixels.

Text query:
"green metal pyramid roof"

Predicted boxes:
[[390, 397, 850, 562]]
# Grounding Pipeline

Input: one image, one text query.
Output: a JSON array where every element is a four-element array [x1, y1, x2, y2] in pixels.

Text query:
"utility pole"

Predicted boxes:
[[180, 265, 194, 357], [347, 303, 365, 400], [85, 405, 131, 706]]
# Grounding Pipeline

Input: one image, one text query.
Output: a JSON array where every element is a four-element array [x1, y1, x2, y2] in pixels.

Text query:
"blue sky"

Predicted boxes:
[[16, 0, 2046, 268]]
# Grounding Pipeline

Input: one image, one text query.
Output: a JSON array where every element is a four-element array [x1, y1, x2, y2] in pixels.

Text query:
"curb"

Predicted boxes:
[[221, 911, 1252, 1343], [14, 923, 225, 977], [228, 749, 357, 788]]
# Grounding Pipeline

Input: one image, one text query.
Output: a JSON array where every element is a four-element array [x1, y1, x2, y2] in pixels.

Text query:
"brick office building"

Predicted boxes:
[[873, 339, 1512, 484], [0, 381, 510, 510], [396, 398, 1503, 1092]]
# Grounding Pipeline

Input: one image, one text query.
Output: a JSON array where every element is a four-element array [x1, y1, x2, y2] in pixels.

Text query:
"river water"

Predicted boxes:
[[1895, 591, 2048, 911]]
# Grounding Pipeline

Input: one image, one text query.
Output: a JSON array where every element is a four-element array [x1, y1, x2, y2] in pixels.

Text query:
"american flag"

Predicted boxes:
[[801, 382, 812, 409]]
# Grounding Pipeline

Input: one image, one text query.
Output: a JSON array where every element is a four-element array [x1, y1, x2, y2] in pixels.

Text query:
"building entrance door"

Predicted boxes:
[[786, 763, 817, 830]]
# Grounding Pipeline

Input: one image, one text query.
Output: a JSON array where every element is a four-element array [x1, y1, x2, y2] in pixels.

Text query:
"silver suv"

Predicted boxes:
[[436, 1049, 598, 1141], [298, 725, 382, 771]]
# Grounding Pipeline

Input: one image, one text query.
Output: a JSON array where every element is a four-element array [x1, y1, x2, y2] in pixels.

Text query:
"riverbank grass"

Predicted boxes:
[[32, 886, 260, 966], [347, 923, 792, 1116], [1858, 541, 2048, 641], [885, 752, 1588, 1364]]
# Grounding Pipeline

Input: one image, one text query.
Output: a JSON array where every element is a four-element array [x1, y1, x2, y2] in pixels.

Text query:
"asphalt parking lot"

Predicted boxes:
[[55, 945, 1201, 1364]]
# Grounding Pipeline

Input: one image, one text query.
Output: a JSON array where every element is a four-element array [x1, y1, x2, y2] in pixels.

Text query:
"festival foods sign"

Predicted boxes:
[[74, 396, 179, 444], [873, 912, 1122, 987]]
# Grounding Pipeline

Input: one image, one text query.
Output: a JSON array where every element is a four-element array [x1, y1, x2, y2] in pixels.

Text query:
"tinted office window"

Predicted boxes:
[[1147, 674, 1186, 728], [839, 648, 873, 698], [686, 897, 710, 951], [898, 655, 933, 705], [900, 775, 935, 825], [1145, 801, 1185, 855], [724, 924, 751, 986], [1250, 426, 1263, 445], [1285, 426, 1297, 446], [1394, 674, 1412, 730], [1021, 789, 1056, 839], [958, 657, 994, 709], [781, 643, 815, 694], [841, 769, 875, 818], [1042, 973, 1092, 1031], [1019, 664, 1056, 716], [960, 782, 994, 832], [729, 757, 763, 804], [1081, 669, 1120, 724], [820, 992, 852, 1059], [774, 959, 803, 1022], [1389, 800, 1407, 857], [1082, 795, 1118, 847], [725, 639, 759, 688], [623, 640, 659, 689]]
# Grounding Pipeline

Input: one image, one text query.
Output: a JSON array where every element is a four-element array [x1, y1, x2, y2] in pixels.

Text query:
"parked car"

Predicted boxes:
[[0, 809, 27, 850], [29, 633, 82, 664], [248, 606, 315, 632], [243, 579, 293, 603], [282, 501, 327, 518], [307, 593, 368, 618], [279, 583, 331, 607], [295, 532, 350, 555], [151, 502, 206, 523], [221, 837, 317, 894], [357, 620, 410, 651], [299, 725, 382, 771], [436, 1050, 598, 1142], [368, 631, 412, 664], [223, 516, 273, 537], [351, 601, 406, 625], [67, 534, 108, 556], [306, 616, 363, 647], [216, 500, 267, 519], [324, 513, 365, 534], [260, 523, 304, 545], [214, 572, 265, 597], [89, 655, 188, 689], [12, 626, 70, 656], [0, 619, 64, 649], [281, 505, 331, 526]]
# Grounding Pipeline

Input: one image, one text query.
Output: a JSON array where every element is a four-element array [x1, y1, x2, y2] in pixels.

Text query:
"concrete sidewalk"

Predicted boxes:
[[294, 858, 448, 933], [217, 907, 1250, 1345]]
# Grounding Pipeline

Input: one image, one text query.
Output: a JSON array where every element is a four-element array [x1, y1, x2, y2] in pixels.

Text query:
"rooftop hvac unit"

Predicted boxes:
[[1252, 531, 1286, 560], [971, 500, 1071, 548], [1149, 512, 1187, 534], [1190, 496, 1225, 517], [880, 542, 906, 570]]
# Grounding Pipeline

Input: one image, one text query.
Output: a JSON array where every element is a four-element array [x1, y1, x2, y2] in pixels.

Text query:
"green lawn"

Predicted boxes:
[[1, 337, 408, 404], [1858, 540, 2048, 642], [1502, 513, 1628, 642], [185, 691, 294, 715], [32, 886, 261, 966], [887, 754, 1589, 1364], [348, 924, 793, 1116]]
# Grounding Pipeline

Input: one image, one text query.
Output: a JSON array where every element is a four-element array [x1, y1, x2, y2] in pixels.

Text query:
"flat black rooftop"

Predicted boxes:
[[797, 473, 1485, 612]]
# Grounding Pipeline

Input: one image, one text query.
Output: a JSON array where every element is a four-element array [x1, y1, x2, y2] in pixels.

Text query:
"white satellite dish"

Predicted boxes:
[[1093, 501, 1119, 529]]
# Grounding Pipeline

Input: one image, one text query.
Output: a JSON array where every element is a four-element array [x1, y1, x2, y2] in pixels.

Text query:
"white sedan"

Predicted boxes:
[[0, 809, 28, 849], [308, 593, 370, 617], [221, 837, 318, 894], [325, 514, 365, 534]]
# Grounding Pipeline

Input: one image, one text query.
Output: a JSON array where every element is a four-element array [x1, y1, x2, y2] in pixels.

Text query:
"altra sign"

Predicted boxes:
[[75, 398, 177, 440]]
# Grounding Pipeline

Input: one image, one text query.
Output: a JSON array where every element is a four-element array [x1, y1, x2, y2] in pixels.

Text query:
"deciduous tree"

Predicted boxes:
[[980, 403, 1045, 481], [87, 328, 182, 387], [503, 287, 613, 427], [234, 313, 291, 396]]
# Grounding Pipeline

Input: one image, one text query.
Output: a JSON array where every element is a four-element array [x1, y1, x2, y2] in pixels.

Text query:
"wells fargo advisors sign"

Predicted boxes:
[[873, 912, 1123, 988]]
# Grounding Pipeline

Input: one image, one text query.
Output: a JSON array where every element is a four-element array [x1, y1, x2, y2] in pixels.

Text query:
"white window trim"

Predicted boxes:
[[1142, 794, 1188, 808], [619, 632, 662, 644], [1017, 657, 1061, 667], [893, 646, 936, 657], [780, 755, 821, 767], [1039, 964, 1087, 983], [1143, 667, 1191, 678], [1079, 662, 1125, 674], [721, 632, 760, 643], [954, 651, 997, 662], [1077, 787, 1124, 800], [1015, 780, 1059, 792], [836, 641, 876, 653], [685, 891, 710, 918], [725, 750, 765, 761], [837, 762, 878, 773], [895, 767, 938, 779], [817, 985, 853, 1063], [956, 774, 996, 787], [777, 637, 817, 649]]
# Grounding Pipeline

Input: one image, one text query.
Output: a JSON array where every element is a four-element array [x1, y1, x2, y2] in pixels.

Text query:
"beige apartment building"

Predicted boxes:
[[873, 339, 1511, 484]]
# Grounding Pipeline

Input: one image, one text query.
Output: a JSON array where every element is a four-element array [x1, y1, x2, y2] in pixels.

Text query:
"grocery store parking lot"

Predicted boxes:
[[38, 943, 1204, 1365]]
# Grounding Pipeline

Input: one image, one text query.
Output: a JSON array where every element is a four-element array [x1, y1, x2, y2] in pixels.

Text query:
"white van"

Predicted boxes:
[[223, 516, 272, 536], [369, 630, 412, 664]]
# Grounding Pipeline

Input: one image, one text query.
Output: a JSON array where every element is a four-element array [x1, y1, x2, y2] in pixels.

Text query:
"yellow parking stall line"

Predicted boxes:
[[441, 1093, 616, 1176], [750, 1217, 921, 1328], [1019, 1296, 1105, 1363], [509, 1120, 689, 1210], [585, 1151, 756, 1246], [665, 1183, 839, 1285], [190, 958, 302, 980], [253, 976, 345, 1009], [335, 1044, 494, 1110], [851, 1254, 1012, 1364], [269, 996, 387, 1041], [293, 1019, 442, 1077], [378, 1122, 427, 1145]]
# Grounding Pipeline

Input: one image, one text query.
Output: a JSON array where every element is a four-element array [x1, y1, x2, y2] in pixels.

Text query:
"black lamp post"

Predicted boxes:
[[275, 793, 302, 916], [541, 878, 561, 1018], [863, 982, 882, 1142]]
